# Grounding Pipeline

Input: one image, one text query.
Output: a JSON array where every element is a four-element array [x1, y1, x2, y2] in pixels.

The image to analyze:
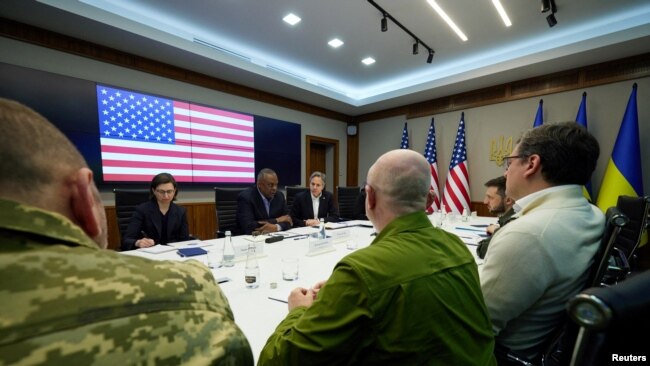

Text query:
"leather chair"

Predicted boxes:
[[214, 187, 246, 237], [567, 270, 650, 366], [614, 195, 650, 262], [285, 186, 309, 213], [113, 189, 151, 247], [337, 186, 360, 221]]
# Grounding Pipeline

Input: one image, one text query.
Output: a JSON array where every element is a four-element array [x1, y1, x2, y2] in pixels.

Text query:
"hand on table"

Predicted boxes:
[[288, 287, 315, 311], [136, 238, 155, 248]]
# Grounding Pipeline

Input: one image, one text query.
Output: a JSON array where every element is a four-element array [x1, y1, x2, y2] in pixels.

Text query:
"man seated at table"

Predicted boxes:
[[258, 149, 496, 365], [0, 98, 253, 365], [290, 171, 339, 227], [480, 122, 604, 361], [236, 168, 293, 234], [476, 176, 515, 259]]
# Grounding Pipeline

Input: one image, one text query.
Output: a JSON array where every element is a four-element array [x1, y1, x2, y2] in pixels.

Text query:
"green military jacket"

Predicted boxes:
[[259, 211, 496, 365], [0, 199, 252, 365]]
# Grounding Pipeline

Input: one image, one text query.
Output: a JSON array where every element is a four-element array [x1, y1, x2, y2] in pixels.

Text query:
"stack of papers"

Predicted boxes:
[[137, 245, 176, 254]]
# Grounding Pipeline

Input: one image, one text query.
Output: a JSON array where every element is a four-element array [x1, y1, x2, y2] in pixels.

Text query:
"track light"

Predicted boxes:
[[368, 0, 436, 65], [546, 13, 557, 27], [541, 0, 551, 13]]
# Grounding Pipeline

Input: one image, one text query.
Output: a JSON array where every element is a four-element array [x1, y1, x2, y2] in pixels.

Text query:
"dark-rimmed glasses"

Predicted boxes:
[[503, 155, 526, 169]]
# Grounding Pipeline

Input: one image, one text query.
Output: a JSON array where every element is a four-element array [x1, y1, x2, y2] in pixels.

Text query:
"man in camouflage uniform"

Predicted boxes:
[[0, 98, 253, 365]]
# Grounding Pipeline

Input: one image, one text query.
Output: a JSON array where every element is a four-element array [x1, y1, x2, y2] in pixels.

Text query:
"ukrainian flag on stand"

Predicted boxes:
[[575, 92, 593, 201], [597, 83, 643, 214], [533, 99, 544, 127]]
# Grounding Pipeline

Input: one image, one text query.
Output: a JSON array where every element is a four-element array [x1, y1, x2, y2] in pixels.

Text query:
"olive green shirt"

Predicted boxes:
[[0, 199, 252, 365], [259, 211, 496, 365]]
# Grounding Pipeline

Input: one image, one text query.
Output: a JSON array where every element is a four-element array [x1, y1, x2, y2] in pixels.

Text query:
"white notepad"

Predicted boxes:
[[137, 245, 176, 254]]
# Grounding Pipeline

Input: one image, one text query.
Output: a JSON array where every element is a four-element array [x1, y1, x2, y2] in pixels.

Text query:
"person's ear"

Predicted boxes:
[[366, 185, 376, 210], [70, 168, 101, 238], [523, 154, 542, 178], [426, 189, 435, 209]]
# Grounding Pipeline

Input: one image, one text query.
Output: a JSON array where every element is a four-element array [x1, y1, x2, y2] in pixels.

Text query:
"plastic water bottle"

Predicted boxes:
[[244, 243, 260, 289], [318, 218, 326, 239], [462, 208, 469, 222], [222, 230, 235, 267]]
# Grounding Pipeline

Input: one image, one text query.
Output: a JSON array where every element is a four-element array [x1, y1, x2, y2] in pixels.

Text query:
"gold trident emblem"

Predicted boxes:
[[489, 136, 513, 167]]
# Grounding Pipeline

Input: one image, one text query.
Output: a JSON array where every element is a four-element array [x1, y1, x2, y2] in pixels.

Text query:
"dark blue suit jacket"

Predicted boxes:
[[236, 187, 290, 235], [122, 200, 190, 251], [290, 190, 340, 227]]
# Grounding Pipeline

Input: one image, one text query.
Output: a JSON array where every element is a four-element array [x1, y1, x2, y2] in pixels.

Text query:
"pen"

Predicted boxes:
[[268, 297, 288, 304], [293, 235, 309, 240], [141, 230, 149, 238], [454, 227, 485, 233]]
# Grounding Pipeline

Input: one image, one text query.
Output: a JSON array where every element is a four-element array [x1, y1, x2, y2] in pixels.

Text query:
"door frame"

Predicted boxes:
[[306, 135, 339, 194]]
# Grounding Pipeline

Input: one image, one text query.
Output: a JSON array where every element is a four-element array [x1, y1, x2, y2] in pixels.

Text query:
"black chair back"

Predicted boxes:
[[615, 195, 650, 262], [215, 187, 245, 237], [587, 207, 629, 288], [567, 270, 650, 366], [337, 186, 360, 221], [113, 189, 150, 244], [286, 186, 309, 213]]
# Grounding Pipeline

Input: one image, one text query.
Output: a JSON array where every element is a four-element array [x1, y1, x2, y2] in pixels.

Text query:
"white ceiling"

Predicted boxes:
[[1, 0, 649, 116]]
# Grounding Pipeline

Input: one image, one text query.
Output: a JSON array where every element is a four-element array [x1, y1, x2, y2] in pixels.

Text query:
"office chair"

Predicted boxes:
[[214, 187, 245, 238], [567, 269, 650, 366], [113, 189, 151, 247], [336, 186, 360, 221], [497, 207, 629, 366], [614, 195, 650, 263], [285, 186, 308, 213]]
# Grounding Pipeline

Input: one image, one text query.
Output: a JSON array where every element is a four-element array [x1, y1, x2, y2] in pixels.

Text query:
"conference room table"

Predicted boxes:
[[122, 214, 497, 362]]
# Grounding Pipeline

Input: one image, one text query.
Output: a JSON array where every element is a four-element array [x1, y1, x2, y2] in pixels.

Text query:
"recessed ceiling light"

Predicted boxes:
[[283, 13, 301, 26], [328, 38, 344, 48], [492, 0, 512, 27], [362, 57, 376, 65], [426, 0, 468, 41]]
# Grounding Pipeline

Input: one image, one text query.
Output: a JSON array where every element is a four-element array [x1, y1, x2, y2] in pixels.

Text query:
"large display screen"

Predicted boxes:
[[0, 62, 301, 187]]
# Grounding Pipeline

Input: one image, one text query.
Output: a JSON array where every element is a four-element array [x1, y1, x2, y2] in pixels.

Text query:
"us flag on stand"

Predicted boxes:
[[96, 85, 255, 183], [423, 118, 441, 213], [442, 113, 470, 214], [400, 122, 410, 149]]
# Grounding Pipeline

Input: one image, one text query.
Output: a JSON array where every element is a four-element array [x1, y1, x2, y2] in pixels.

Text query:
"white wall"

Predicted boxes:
[[359, 77, 650, 202], [0, 37, 348, 205]]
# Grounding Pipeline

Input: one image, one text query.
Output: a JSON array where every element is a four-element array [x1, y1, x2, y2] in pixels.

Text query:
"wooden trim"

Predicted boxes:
[[346, 130, 359, 186], [354, 53, 650, 122]]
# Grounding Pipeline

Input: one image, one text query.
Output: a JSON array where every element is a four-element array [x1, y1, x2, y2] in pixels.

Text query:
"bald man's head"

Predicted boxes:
[[367, 149, 430, 216]]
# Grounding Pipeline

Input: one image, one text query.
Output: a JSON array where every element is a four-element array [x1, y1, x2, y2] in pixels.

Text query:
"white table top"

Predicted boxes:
[[121, 215, 496, 362]]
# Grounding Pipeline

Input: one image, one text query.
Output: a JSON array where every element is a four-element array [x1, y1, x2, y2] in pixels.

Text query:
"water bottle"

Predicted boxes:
[[222, 230, 235, 267], [244, 243, 260, 289], [318, 218, 326, 239], [462, 208, 469, 222]]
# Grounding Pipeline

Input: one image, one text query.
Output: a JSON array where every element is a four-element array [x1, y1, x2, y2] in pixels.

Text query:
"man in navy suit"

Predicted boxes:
[[236, 168, 293, 234], [290, 171, 340, 227]]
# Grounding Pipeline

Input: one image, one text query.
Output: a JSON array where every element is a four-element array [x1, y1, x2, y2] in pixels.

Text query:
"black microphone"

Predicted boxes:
[[265, 236, 284, 244]]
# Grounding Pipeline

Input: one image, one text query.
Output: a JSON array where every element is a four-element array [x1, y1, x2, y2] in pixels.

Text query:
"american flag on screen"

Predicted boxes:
[[96, 85, 255, 183], [400, 122, 409, 149], [423, 118, 441, 213], [442, 113, 470, 214]]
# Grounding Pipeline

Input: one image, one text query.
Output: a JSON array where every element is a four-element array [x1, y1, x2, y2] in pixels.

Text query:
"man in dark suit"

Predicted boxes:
[[290, 171, 340, 226], [237, 168, 293, 234]]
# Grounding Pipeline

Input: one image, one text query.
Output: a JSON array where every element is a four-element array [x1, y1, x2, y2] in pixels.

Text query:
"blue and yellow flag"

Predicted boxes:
[[597, 83, 643, 212], [575, 92, 593, 201], [533, 99, 544, 127]]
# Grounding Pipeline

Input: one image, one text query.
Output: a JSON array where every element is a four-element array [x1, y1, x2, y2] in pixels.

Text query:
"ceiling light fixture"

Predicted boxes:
[[367, 0, 435, 64], [282, 13, 301, 26], [362, 57, 376, 65], [328, 38, 344, 48], [426, 0, 468, 42], [542, 0, 558, 27], [492, 0, 512, 27]]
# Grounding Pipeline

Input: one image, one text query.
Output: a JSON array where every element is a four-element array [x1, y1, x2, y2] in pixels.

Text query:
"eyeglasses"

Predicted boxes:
[[155, 189, 175, 196], [503, 155, 526, 169]]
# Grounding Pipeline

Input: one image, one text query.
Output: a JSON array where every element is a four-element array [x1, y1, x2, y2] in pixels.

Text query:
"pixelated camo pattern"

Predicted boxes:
[[0, 199, 253, 365]]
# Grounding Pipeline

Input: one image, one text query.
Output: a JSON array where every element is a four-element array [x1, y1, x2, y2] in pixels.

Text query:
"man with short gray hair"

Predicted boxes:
[[0, 98, 253, 365]]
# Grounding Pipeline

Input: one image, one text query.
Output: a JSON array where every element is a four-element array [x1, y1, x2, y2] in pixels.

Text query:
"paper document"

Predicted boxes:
[[137, 245, 176, 254]]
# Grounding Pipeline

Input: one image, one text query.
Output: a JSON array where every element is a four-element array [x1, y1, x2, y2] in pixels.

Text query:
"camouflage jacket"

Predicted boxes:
[[0, 199, 252, 365]]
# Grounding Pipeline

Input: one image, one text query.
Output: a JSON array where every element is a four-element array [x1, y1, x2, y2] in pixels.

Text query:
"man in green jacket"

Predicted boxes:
[[259, 149, 496, 365], [0, 98, 253, 365]]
